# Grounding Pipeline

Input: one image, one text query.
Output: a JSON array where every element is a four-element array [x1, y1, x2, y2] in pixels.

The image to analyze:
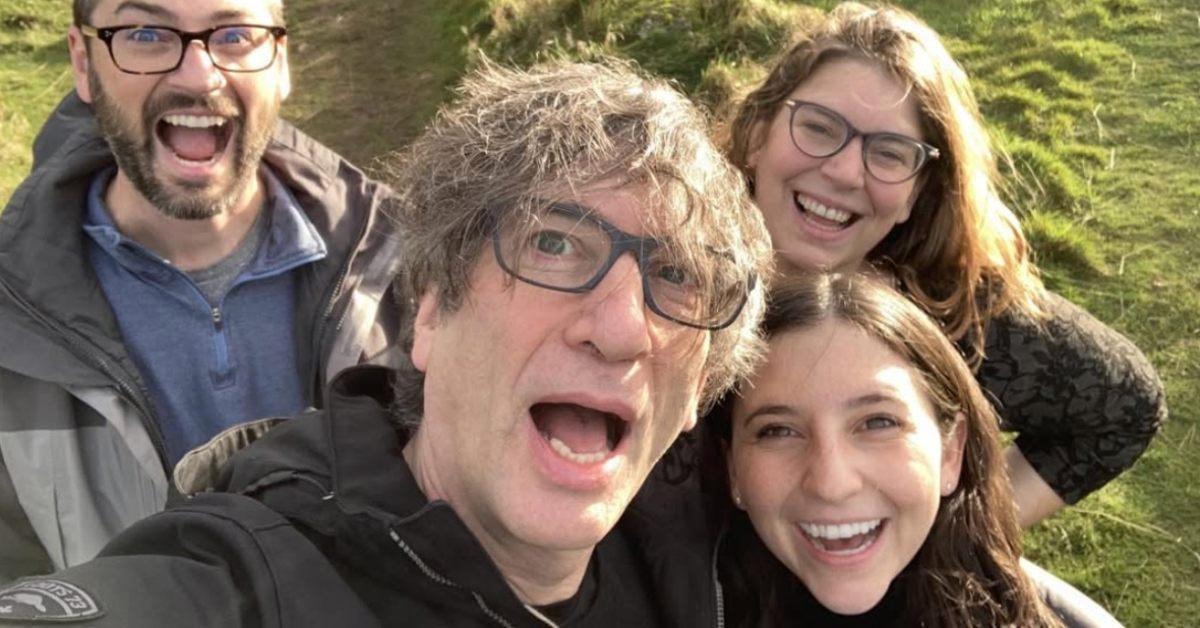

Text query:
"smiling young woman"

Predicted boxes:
[[705, 272, 1063, 627]]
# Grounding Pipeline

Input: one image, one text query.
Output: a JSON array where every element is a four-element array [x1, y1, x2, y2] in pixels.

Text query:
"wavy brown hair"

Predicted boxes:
[[725, 2, 1045, 363], [706, 272, 1061, 627]]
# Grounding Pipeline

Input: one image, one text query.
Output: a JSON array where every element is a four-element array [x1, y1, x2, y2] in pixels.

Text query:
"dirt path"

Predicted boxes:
[[283, 0, 485, 170]]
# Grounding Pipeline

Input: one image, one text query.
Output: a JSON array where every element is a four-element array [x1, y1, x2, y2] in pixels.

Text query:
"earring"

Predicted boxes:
[[731, 489, 744, 509]]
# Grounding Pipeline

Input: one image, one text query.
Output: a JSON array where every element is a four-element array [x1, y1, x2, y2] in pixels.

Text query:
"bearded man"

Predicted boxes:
[[0, 0, 401, 580]]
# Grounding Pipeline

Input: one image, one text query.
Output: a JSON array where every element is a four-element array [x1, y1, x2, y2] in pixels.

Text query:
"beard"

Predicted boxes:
[[88, 69, 280, 220]]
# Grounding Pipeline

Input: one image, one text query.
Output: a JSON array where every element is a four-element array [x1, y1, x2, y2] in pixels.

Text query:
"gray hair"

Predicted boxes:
[[386, 58, 773, 429]]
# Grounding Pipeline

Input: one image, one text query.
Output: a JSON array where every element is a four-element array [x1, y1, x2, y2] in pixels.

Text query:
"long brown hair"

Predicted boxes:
[[707, 272, 1060, 627], [725, 2, 1045, 364]]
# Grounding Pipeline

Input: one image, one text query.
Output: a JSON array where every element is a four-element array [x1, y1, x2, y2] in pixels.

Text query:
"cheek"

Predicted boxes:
[[732, 447, 792, 513], [889, 438, 945, 513], [867, 181, 918, 221]]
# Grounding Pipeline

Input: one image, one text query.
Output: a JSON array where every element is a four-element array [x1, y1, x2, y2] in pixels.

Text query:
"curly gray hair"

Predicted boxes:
[[386, 58, 773, 428]]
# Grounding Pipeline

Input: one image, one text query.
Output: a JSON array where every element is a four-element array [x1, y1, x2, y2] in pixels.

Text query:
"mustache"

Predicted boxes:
[[142, 92, 241, 127]]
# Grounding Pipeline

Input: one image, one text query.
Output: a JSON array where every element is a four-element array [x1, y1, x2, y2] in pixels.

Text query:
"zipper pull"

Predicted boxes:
[[212, 307, 223, 329]]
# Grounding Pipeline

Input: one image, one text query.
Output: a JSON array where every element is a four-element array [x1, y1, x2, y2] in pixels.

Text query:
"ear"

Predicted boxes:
[[275, 36, 291, 101], [67, 26, 94, 104], [409, 289, 440, 374], [723, 439, 746, 510], [744, 119, 768, 172], [940, 412, 968, 496]]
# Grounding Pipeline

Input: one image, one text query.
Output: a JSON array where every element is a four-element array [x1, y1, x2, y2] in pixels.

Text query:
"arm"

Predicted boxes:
[[976, 292, 1166, 525], [1004, 445, 1066, 529], [0, 493, 375, 627]]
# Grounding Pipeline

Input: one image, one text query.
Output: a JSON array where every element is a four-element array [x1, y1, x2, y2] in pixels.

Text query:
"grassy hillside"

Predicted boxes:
[[2, 0, 1196, 625], [468, 5, 1199, 626]]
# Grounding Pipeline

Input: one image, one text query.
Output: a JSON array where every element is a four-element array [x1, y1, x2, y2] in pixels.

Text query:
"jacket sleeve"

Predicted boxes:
[[975, 292, 1166, 504], [0, 493, 377, 628], [0, 449, 53, 583]]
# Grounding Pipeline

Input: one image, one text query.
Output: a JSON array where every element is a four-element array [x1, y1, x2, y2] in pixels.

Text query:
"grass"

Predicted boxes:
[[0, 0, 71, 201], [3, 0, 1197, 625]]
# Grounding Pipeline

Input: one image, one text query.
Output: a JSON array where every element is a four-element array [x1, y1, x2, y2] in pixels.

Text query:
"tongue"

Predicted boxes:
[[535, 404, 612, 454], [163, 124, 219, 162], [817, 532, 871, 552]]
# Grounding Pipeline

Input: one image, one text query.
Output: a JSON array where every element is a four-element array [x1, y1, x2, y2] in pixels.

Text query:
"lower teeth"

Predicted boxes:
[[543, 432, 607, 464]]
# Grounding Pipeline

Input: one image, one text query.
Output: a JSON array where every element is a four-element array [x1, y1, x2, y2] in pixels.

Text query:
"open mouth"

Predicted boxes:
[[156, 113, 235, 164], [798, 518, 885, 556], [793, 193, 859, 231], [531, 402, 628, 465]]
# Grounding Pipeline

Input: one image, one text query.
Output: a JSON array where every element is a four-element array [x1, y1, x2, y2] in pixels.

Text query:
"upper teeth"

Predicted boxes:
[[799, 519, 882, 540], [797, 194, 853, 224], [163, 114, 227, 129]]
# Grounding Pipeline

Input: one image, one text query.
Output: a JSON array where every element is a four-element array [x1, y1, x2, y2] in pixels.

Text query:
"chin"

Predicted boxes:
[[516, 500, 621, 551], [810, 582, 890, 616]]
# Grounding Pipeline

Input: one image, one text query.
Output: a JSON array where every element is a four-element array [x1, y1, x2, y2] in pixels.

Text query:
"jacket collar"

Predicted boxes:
[[314, 366, 536, 618], [82, 166, 327, 283], [0, 91, 380, 393]]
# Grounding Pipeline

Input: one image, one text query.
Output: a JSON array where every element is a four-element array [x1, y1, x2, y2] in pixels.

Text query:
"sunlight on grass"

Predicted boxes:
[[2, 0, 1196, 624]]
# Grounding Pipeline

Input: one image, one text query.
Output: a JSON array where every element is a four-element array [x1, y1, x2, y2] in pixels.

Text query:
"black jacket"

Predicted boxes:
[[0, 367, 721, 627]]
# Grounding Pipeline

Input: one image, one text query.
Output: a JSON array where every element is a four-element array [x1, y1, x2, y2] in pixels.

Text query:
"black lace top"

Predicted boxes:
[[972, 291, 1166, 503]]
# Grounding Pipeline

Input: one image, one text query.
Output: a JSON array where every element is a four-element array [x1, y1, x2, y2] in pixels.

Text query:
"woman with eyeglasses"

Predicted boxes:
[[725, 2, 1164, 528], [704, 272, 1069, 627]]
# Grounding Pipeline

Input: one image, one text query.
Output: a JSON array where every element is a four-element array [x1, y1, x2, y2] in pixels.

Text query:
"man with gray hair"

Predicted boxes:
[[0, 59, 771, 626]]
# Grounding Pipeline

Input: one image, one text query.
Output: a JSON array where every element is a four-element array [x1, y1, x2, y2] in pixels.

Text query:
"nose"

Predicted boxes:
[[566, 253, 653, 362], [818, 136, 867, 189], [799, 434, 863, 503], [166, 39, 225, 93]]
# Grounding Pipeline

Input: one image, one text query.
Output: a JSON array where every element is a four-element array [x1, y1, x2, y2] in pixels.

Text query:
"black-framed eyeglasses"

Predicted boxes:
[[490, 201, 756, 331], [80, 24, 287, 75], [785, 99, 940, 183]]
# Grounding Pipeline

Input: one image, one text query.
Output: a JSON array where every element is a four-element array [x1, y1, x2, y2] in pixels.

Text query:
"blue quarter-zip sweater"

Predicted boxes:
[[83, 168, 327, 465]]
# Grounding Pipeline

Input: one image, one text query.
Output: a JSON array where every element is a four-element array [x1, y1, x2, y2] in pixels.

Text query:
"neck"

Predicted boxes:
[[105, 170, 266, 271], [402, 438, 593, 607]]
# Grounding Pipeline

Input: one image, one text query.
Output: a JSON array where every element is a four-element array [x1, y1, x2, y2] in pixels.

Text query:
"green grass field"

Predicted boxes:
[[2, 0, 1196, 625]]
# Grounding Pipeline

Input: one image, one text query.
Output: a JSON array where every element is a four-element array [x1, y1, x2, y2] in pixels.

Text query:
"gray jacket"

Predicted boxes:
[[0, 93, 404, 580]]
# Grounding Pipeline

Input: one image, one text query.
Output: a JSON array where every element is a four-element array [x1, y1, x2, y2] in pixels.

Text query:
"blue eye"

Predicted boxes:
[[123, 28, 168, 43], [214, 28, 252, 45]]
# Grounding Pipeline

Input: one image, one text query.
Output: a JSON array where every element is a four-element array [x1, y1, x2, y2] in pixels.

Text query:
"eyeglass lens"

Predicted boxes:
[[790, 102, 926, 183], [110, 26, 278, 73], [494, 206, 745, 329]]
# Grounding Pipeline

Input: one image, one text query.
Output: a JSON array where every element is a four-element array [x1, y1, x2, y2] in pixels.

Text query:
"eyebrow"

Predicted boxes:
[[845, 392, 902, 409], [112, 1, 173, 19], [739, 392, 901, 425], [112, 2, 255, 23], [739, 404, 798, 426]]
